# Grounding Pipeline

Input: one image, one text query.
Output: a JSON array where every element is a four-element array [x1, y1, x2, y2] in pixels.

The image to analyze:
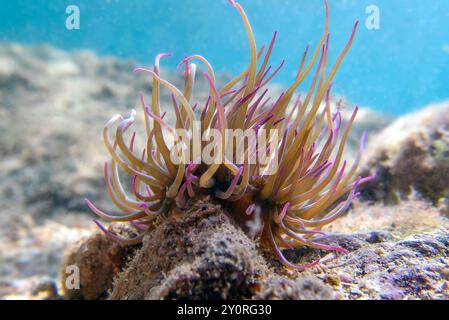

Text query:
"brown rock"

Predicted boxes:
[[61, 224, 140, 300], [110, 196, 270, 300], [360, 101, 449, 205]]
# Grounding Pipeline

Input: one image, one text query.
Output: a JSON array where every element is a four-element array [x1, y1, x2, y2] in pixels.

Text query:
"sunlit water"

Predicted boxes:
[[1, 0, 448, 115]]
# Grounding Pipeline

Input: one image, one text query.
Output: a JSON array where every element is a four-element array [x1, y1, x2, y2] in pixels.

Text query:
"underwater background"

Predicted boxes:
[[1, 0, 449, 300], [1, 0, 448, 114]]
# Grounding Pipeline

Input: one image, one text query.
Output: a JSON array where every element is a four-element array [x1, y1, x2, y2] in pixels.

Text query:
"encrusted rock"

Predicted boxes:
[[307, 229, 449, 299], [61, 224, 140, 300], [359, 101, 449, 205], [254, 276, 334, 300], [60, 196, 335, 300], [110, 197, 270, 299]]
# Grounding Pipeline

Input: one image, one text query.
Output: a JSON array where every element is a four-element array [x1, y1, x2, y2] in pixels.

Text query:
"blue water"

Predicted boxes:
[[1, 0, 449, 115]]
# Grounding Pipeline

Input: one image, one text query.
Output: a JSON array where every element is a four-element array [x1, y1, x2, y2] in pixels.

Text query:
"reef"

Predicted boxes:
[[59, 197, 449, 300], [60, 196, 335, 300], [1, 41, 448, 299], [360, 101, 449, 208]]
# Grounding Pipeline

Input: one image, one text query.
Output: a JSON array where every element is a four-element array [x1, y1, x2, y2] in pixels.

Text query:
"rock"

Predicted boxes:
[[254, 276, 334, 300], [359, 101, 449, 205], [61, 224, 141, 300], [110, 196, 271, 300], [59, 196, 335, 300], [276, 199, 449, 300], [60, 197, 449, 300], [307, 230, 449, 300]]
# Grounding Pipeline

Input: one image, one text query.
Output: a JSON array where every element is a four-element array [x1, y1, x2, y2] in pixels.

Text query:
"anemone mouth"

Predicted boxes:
[[86, 0, 374, 270]]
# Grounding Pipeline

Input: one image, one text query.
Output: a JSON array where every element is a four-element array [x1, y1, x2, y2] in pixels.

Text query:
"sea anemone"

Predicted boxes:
[[86, 0, 374, 269]]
